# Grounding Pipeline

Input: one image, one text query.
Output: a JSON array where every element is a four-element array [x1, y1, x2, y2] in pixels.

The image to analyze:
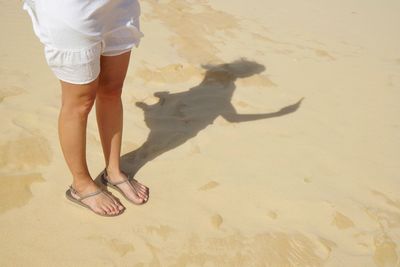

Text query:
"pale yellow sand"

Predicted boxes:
[[1, 0, 399, 266]]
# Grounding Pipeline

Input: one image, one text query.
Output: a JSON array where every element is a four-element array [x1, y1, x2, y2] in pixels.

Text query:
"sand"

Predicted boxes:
[[0, 0, 399, 266]]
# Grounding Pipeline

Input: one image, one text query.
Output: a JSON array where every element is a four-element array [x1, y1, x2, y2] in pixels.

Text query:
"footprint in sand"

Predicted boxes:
[[267, 211, 278, 220], [331, 211, 355, 229], [373, 233, 398, 267], [0, 68, 29, 103], [87, 235, 135, 257], [198, 181, 219, 191], [0, 86, 25, 103], [145, 225, 174, 241], [211, 214, 223, 229], [314, 49, 335, 60]]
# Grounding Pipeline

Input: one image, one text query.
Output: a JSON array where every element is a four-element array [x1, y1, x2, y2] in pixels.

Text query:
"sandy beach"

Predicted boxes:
[[1, 0, 399, 266]]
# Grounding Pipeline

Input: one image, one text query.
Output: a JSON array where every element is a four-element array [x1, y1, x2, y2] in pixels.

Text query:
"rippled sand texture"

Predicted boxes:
[[1, 0, 399, 266]]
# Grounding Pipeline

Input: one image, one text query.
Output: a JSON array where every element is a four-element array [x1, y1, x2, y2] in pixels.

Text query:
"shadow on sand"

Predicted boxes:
[[118, 58, 304, 179]]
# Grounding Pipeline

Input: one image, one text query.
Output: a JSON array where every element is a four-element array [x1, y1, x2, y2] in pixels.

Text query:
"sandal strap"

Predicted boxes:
[[102, 168, 142, 197], [103, 168, 131, 186], [110, 178, 130, 186], [69, 185, 104, 201]]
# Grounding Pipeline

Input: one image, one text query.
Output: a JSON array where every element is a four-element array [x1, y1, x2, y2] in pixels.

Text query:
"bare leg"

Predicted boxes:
[[58, 77, 124, 215], [96, 51, 149, 204]]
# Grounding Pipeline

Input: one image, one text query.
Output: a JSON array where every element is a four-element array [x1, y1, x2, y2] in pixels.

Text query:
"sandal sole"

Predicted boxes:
[[65, 189, 124, 217]]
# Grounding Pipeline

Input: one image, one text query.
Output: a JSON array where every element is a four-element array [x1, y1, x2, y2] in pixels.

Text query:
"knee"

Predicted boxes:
[[62, 93, 96, 117], [97, 80, 124, 100]]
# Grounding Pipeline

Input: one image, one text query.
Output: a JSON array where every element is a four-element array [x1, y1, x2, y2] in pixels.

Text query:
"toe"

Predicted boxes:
[[111, 196, 120, 204], [140, 188, 149, 198], [141, 192, 149, 200], [111, 196, 123, 208], [138, 186, 147, 193], [138, 182, 148, 190], [105, 192, 124, 211], [113, 204, 122, 214], [108, 203, 119, 214], [102, 209, 111, 216], [103, 205, 113, 215], [136, 191, 147, 200], [112, 198, 124, 210], [136, 182, 147, 191], [138, 187, 148, 197], [141, 187, 149, 196], [113, 198, 124, 208], [96, 208, 106, 215], [141, 185, 148, 191], [132, 195, 145, 204]]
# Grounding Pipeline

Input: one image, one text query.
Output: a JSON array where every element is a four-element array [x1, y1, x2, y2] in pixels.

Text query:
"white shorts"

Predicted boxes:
[[22, 0, 144, 84]]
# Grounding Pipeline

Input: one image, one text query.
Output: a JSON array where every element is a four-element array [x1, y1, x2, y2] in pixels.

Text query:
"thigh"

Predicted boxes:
[[98, 51, 131, 95]]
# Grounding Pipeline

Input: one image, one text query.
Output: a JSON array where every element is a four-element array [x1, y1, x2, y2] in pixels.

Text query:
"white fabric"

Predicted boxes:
[[22, 0, 144, 84]]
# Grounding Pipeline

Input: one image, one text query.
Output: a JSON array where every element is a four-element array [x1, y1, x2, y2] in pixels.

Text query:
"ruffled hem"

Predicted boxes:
[[55, 71, 100, 85], [44, 42, 102, 84], [44, 42, 102, 66]]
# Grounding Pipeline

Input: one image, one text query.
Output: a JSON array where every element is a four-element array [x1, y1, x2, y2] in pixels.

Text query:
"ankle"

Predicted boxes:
[[72, 178, 96, 192], [105, 167, 122, 177]]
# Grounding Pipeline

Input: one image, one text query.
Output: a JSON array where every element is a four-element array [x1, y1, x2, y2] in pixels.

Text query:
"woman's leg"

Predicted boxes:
[[96, 51, 149, 204], [58, 77, 124, 215]]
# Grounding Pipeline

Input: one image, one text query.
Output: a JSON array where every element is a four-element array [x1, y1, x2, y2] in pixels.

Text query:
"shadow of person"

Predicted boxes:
[[120, 58, 304, 178]]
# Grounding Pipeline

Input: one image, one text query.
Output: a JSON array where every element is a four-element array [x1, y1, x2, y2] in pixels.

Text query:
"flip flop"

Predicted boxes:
[[65, 185, 124, 217], [101, 169, 149, 205]]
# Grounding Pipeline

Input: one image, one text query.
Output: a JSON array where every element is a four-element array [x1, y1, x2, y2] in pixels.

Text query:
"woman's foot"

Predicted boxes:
[[103, 169, 149, 204], [70, 180, 125, 216]]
